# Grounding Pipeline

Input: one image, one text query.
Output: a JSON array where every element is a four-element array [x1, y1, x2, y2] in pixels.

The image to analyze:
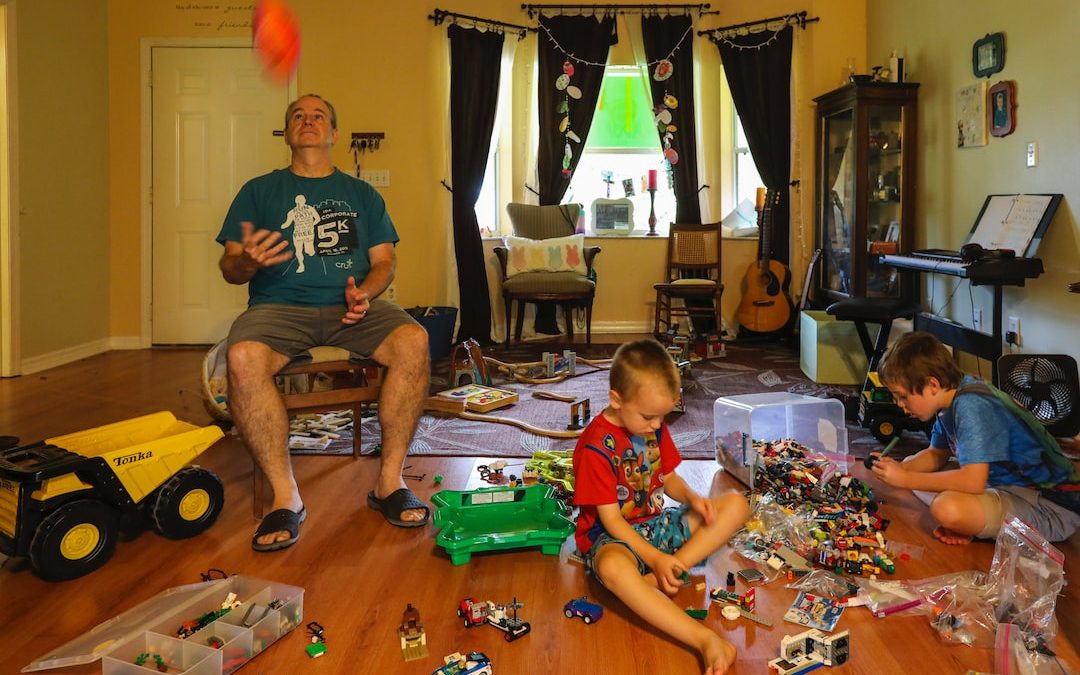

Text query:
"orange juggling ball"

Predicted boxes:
[[252, 0, 300, 83]]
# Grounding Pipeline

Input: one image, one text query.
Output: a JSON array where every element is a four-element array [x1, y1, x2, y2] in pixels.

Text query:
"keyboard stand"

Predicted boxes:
[[912, 282, 1006, 382]]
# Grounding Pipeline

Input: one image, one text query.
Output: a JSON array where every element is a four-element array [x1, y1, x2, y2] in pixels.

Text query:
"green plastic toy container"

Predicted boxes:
[[431, 484, 575, 565]]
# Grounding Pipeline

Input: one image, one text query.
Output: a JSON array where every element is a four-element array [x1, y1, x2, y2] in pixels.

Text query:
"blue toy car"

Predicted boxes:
[[563, 596, 603, 624]]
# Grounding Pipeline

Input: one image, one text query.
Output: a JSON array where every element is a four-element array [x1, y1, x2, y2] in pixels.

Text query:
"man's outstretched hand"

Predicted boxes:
[[240, 220, 292, 270], [343, 276, 370, 324]]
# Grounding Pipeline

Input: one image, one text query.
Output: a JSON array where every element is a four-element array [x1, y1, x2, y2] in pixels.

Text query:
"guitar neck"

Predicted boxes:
[[757, 189, 778, 265]]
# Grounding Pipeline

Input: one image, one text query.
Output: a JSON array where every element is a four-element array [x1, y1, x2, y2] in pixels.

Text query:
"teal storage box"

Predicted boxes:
[[799, 310, 870, 385]]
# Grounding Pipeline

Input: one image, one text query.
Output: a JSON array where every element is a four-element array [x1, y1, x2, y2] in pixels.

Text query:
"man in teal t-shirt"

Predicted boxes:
[[217, 94, 430, 552]]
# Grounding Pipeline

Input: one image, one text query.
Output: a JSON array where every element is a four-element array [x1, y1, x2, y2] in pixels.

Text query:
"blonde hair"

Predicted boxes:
[[610, 339, 680, 401], [879, 331, 963, 393]]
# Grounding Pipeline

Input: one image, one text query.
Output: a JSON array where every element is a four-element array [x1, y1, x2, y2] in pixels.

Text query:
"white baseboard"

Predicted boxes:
[[590, 320, 653, 334], [19, 337, 113, 375], [109, 336, 143, 350]]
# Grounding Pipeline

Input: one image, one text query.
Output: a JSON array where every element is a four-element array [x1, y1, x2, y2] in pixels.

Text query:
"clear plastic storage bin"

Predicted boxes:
[[714, 392, 849, 488], [23, 576, 304, 674]]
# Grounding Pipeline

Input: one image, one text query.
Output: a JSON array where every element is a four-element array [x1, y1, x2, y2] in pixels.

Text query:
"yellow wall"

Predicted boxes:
[[867, 0, 1080, 358], [7, 2, 870, 363], [17, 0, 110, 357], [99, 1, 866, 342]]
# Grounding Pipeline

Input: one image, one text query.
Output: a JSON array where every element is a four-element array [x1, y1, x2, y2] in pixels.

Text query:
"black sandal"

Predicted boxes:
[[366, 489, 430, 528], [251, 506, 307, 552]]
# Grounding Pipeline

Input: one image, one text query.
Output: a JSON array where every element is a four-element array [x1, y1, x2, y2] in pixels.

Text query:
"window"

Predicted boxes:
[[733, 106, 763, 208], [565, 66, 674, 235], [475, 147, 499, 237]]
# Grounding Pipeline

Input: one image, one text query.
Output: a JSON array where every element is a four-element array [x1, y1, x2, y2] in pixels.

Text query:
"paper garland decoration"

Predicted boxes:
[[653, 60, 679, 167]]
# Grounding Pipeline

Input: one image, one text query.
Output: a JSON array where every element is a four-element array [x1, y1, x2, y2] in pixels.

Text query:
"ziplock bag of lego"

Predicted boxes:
[[730, 493, 815, 580], [996, 622, 1079, 675], [927, 583, 998, 648], [984, 516, 1067, 654], [856, 571, 983, 620], [784, 569, 860, 600]]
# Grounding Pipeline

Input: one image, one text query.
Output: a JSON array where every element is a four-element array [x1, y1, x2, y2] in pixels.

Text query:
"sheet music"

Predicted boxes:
[[968, 194, 1053, 253]]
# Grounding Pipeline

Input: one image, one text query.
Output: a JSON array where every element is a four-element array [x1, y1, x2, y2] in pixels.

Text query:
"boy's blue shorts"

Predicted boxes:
[[583, 506, 692, 583]]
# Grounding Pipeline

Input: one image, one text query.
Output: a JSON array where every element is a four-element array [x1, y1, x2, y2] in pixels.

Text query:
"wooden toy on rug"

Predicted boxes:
[[449, 338, 612, 387]]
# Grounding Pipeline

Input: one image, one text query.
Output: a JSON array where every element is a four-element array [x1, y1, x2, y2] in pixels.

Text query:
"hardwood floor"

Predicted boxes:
[[2, 346, 1079, 674]]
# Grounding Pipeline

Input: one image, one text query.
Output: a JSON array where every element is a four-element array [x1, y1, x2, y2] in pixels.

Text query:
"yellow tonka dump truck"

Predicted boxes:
[[0, 411, 225, 581]]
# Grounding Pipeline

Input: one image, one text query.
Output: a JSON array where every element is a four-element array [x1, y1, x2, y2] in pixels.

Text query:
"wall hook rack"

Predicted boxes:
[[351, 132, 385, 152]]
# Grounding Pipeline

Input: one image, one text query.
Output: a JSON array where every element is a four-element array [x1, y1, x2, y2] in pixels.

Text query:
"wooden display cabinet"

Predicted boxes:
[[814, 81, 918, 303]]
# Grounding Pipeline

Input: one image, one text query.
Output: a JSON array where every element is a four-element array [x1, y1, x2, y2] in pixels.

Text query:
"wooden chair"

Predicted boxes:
[[252, 346, 382, 518], [494, 203, 601, 346], [653, 222, 723, 338]]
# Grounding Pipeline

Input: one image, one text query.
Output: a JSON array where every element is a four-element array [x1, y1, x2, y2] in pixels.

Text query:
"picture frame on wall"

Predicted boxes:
[[957, 81, 988, 148], [972, 32, 1006, 78], [989, 80, 1016, 137]]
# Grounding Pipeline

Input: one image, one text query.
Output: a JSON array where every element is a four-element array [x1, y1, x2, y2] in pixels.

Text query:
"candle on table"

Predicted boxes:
[[648, 169, 658, 191], [755, 187, 766, 211]]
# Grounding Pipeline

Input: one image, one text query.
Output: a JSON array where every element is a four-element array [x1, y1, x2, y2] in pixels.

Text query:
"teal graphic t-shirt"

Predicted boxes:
[[216, 168, 398, 307]]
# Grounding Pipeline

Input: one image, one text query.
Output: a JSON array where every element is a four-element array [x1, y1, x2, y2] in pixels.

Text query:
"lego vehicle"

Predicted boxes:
[[0, 412, 225, 581], [563, 596, 604, 624], [432, 651, 492, 675], [457, 597, 531, 641], [768, 629, 850, 674]]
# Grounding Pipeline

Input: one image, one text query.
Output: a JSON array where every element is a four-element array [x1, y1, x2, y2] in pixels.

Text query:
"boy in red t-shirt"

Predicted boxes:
[[573, 339, 749, 675]]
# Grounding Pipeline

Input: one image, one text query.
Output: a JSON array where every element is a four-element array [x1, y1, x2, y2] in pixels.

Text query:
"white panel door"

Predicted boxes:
[[152, 46, 289, 344]]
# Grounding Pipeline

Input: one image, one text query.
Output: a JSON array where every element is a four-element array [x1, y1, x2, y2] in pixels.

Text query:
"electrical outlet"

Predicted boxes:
[[1007, 316, 1021, 346], [973, 308, 983, 333], [385, 283, 397, 304], [359, 169, 391, 187], [1026, 142, 1038, 167]]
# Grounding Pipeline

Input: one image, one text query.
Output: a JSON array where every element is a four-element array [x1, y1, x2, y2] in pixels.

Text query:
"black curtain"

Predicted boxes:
[[642, 15, 701, 224], [716, 26, 793, 264], [449, 24, 503, 344], [536, 14, 615, 204]]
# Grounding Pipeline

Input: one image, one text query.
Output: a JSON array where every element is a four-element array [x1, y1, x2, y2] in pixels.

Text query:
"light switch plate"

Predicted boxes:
[[1026, 142, 1038, 167]]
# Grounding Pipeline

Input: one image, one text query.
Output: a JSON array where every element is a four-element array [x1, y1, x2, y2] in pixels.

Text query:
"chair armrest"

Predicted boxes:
[[585, 246, 601, 272], [493, 246, 510, 280]]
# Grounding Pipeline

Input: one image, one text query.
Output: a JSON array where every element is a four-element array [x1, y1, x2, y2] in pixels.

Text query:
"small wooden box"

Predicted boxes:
[[434, 384, 519, 413]]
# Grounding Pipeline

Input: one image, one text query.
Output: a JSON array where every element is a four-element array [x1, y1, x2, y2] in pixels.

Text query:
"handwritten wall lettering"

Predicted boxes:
[[174, 3, 257, 31]]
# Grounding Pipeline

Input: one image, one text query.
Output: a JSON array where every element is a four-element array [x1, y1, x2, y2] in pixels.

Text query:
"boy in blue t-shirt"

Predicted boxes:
[[872, 332, 1080, 544]]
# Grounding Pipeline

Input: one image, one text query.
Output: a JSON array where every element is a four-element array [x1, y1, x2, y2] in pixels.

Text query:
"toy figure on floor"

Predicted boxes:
[[572, 339, 750, 675], [869, 332, 1080, 545]]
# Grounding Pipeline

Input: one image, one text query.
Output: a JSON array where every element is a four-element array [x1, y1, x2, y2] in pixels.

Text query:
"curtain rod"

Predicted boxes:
[[429, 8, 535, 39], [697, 10, 818, 38], [522, 3, 711, 19]]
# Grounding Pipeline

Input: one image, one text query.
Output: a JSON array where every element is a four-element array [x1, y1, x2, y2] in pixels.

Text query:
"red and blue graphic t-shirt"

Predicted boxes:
[[572, 413, 682, 554], [216, 168, 398, 307]]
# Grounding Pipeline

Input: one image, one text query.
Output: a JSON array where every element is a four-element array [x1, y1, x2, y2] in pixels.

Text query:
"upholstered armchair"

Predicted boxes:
[[493, 203, 601, 346]]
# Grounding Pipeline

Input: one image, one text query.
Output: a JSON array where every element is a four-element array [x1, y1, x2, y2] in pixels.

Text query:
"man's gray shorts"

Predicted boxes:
[[226, 300, 419, 360]]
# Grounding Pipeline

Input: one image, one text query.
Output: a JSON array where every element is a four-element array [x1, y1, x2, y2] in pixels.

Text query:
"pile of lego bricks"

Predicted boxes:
[[746, 439, 900, 579]]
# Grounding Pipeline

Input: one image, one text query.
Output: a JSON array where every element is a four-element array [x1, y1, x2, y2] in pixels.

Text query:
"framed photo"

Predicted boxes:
[[989, 80, 1016, 137], [972, 32, 1005, 78], [957, 81, 988, 148]]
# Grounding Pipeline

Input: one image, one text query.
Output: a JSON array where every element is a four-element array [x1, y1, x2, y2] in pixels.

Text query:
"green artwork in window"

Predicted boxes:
[[586, 72, 661, 150]]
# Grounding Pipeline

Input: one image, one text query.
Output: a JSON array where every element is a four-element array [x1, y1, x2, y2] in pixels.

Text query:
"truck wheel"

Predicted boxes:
[[871, 417, 900, 444], [29, 500, 119, 581], [152, 467, 224, 539]]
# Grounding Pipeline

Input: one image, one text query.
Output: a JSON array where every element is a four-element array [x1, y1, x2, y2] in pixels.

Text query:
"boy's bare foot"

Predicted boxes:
[[932, 525, 973, 545], [700, 633, 736, 675]]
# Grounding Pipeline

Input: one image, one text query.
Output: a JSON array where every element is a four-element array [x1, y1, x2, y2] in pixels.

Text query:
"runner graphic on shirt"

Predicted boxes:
[[280, 194, 319, 273]]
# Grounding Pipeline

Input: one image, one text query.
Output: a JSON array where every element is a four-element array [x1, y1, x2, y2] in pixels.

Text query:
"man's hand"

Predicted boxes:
[[240, 220, 292, 270], [686, 492, 715, 526], [342, 276, 370, 324], [650, 552, 688, 596], [871, 457, 910, 488]]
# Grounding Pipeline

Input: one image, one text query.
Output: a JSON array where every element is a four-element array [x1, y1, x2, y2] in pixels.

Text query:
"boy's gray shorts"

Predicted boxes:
[[226, 300, 419, 360], [979, 485, 1080, 542]]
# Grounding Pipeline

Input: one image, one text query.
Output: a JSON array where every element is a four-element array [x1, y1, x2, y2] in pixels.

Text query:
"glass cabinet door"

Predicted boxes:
[[866, 105, 904, 297], [821, 109, 855, 296]]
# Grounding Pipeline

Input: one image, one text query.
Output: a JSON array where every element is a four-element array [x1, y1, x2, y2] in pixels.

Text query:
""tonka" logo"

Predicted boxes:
[[113, 450, 153, 466]]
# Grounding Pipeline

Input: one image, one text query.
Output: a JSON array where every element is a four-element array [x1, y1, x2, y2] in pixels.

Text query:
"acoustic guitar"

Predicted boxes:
[[736, 189, 794, 334]]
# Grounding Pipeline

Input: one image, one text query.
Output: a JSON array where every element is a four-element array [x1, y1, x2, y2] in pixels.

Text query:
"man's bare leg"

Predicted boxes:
[[370, 323, 430, 522], [228, 341, 300, 546]]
